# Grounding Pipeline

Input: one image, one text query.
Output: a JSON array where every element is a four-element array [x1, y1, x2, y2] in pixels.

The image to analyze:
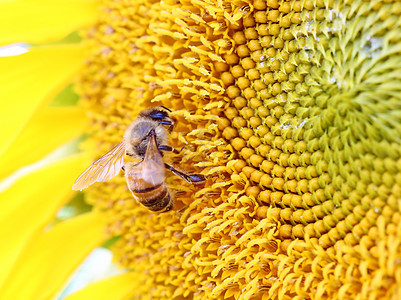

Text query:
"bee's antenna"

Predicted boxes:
[[160, 105, 171, 112]]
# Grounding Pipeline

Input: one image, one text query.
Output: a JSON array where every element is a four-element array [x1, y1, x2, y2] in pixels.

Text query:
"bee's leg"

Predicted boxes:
[[121, 165, 125, 172], [157, 120, 174, 128], [164, 163, 205, 184], [158, 145, 180, 154]]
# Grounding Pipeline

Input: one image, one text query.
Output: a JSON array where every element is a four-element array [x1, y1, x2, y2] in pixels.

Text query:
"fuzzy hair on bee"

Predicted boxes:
[[72, 106, 205, 212]]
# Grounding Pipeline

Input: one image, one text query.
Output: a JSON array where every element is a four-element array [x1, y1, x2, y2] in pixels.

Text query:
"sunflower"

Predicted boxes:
[[1, 0, 401, 299]]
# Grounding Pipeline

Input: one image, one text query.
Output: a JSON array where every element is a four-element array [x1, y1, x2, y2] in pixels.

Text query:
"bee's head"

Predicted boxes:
[[139, 106, 175, 132], [124, 119, 168, 158]]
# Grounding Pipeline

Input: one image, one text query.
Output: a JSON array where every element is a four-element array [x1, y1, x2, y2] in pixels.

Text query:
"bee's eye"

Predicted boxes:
[[148, 110, 168, 121]]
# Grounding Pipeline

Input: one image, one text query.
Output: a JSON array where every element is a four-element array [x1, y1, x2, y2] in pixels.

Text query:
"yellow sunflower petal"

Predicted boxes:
[[0, 212, 105, 300], [0, 0, 99, 45], [0, 106, 86, 180], [0, 154, 90, 287], [0, 43, 86, 158], [64, 273, 136, 300]]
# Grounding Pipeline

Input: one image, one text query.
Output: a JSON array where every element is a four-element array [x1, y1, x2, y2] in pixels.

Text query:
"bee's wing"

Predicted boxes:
[[141, 134, 166, 185], [72, 142, 126, 191]]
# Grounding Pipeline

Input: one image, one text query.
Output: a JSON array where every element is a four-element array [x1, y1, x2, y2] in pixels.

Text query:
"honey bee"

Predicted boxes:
[[72, 106, 205, 212]]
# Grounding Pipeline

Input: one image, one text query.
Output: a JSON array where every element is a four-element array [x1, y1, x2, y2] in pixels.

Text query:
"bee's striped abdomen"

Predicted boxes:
[[130, 182, 172, 212]]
